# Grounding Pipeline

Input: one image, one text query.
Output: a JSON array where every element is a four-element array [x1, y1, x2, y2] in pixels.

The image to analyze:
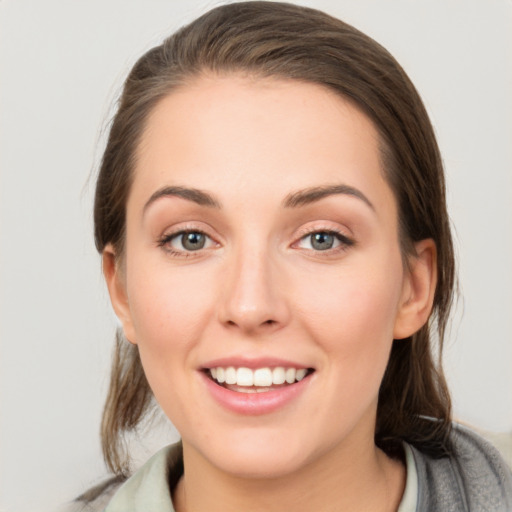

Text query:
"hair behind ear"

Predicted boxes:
[[376, 330, 452, 458], [101, 330, 154, 475]]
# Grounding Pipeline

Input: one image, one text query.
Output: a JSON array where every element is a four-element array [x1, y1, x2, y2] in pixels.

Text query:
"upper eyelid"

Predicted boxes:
[[156, 225, 219, 246], [161, 227, 209, 238], [158, 221, 216, 238], [159, 228, 214, 244], [293, 223, 353, 240], [299, 231, 353, 243], [292, 226, 356, 249]]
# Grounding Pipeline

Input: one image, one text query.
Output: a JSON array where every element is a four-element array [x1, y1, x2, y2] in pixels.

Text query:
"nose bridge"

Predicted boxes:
[[219, 235, 288, 333]]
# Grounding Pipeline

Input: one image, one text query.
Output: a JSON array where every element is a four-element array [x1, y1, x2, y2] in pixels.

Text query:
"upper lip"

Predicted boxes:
[[201, 357, 312, 370]]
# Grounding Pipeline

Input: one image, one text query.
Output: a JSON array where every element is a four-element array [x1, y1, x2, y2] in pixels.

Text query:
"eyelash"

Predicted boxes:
[[157, 227, 355, 258], [294, 228, 355, 254], [157, 229, 216, 258]]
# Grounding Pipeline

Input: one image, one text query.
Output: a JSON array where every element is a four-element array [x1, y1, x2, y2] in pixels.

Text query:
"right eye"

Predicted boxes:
[[159, 230, 216, 254]]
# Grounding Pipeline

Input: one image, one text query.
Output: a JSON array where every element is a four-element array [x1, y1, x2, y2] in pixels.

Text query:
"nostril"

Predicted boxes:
[[225, 319, 276, 327], [222, 318, 279, 333]]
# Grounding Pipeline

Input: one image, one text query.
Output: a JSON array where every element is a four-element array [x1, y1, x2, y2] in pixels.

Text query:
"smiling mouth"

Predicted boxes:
[[205, 366, 315, 393]]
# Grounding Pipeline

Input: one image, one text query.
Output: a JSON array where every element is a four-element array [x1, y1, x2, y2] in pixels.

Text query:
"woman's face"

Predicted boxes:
[[106, 75, 429, 478]]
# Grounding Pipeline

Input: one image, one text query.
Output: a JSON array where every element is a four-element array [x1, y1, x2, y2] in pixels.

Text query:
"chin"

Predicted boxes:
[[189, 428, 312, 479], [215, 449, 309, 479]]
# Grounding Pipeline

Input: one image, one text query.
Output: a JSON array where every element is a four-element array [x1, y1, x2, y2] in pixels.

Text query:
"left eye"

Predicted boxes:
[[166, 231, 214, 252], [297, 231, 350, 251]]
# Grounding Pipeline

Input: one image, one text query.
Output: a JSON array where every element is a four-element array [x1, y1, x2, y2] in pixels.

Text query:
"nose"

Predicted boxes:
[[218, 244, 290, 334]]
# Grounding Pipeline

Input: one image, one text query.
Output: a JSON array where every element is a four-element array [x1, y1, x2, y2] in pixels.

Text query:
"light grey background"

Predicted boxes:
[[1, 1, 511, 511]]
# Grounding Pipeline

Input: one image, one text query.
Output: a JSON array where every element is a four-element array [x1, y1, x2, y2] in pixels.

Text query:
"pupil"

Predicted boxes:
[[183, 232, 205, 250], [311, 232, 334, 250]]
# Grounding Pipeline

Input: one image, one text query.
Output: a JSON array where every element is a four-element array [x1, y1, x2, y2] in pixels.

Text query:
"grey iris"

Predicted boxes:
[[182, 232, 206, 250], [311, 232, 335, 250]]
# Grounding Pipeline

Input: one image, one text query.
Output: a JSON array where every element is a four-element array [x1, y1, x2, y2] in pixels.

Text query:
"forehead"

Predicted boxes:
[[131, 74, 394, 217]]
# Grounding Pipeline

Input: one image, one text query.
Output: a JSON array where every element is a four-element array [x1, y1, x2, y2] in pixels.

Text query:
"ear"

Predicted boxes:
[[393, 239, 437, 340], [102, 244, 137, 344]]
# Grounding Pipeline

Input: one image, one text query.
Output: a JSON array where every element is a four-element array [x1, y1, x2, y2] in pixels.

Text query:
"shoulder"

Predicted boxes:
[[56, 443, 184, 512], [410, 423, 512, 511], [478, 429, 512, 470]]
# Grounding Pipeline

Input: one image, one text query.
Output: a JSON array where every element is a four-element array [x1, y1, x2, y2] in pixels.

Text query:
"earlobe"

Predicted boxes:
[[393, 239, 437, 340], [102, 245, 137, 344]]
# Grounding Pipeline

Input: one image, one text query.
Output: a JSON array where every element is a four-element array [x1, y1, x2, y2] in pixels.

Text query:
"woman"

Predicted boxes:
[[71, 2, 512, 510]]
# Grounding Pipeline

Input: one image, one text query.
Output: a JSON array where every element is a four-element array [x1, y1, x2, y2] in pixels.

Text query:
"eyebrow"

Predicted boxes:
[[143, 185, 221, 214], [283, 184, 375, 210], [143, 183, 374, 214]]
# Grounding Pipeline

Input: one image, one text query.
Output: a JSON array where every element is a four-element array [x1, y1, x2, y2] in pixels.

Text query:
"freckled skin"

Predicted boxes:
[[104, 75, 435, 511]]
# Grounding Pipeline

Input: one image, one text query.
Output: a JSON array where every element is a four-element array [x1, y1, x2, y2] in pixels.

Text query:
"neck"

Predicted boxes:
[[173, 434, 405, 512]]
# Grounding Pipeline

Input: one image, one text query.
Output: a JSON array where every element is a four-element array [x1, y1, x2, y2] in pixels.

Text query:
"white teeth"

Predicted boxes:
[[285, 368, 296, 384], [254, 368, 273, 387], [208, 366, 309, 387], [225, 367, 237, 385], [272, 367, 286, 385], [236, 367, 254, 386], [296, 368, 307, 381]]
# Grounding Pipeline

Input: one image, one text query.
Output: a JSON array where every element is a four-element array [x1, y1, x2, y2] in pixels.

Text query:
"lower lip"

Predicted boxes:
[[200, 372, 312, 415]]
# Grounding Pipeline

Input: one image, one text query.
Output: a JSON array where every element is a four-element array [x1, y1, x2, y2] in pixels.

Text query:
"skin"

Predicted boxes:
[[104, 75, 437, 511]]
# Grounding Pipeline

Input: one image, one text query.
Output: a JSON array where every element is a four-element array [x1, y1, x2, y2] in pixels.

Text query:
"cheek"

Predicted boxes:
[[125, 260, 219, 421], [295, 256, 404, 361], [126, 258, 217, 354], [296, 263, 403, 421]]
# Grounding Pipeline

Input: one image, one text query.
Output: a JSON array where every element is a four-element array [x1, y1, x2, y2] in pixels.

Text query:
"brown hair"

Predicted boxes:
[[94, 1, 455, 475]]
